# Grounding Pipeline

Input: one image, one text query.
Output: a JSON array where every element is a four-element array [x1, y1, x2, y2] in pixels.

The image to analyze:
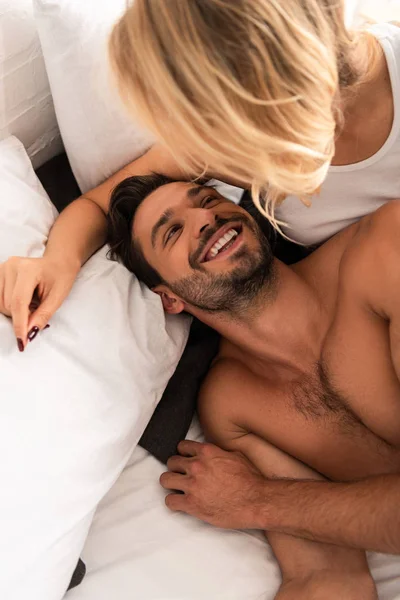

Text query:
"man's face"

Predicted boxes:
[[133, 182, 274, 312]]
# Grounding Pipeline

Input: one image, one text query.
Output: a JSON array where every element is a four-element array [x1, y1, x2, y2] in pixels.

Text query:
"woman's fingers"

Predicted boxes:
[[0, 256, 79, 352], [27, 282, 66, 334], [27, 297, 53, 334], [11, 270, 39, 350], [2, 262, 17, 317]]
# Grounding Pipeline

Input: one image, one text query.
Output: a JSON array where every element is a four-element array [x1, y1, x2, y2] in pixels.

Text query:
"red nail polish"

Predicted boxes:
[[44, 324, 50, 330], [28, 327, 39, 342], [17, 338, 24, 352]]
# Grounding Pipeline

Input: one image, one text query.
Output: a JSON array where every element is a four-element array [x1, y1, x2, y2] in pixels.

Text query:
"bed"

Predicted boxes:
[[67, 418, 400, 600]]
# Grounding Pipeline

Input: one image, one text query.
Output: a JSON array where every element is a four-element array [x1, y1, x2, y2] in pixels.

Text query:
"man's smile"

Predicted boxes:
[[199, 223, 244, 263]]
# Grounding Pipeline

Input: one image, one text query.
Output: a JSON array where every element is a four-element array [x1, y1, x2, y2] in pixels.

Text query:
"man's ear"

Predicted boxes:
[[153, 285, 185, 314]]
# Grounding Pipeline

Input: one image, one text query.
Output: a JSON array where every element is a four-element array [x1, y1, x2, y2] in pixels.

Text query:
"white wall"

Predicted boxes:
[[0, 0, 62, 168], [356, 0, 400, 23]]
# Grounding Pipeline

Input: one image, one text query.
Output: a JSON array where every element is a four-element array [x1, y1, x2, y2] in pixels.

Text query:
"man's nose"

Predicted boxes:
[[190, 208, 217, 239]]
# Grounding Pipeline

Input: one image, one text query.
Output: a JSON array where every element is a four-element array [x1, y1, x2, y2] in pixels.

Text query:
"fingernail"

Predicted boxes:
[[17, 338, 24, 352], [28, 327, 39, 342], [44, 324, 50, 330]]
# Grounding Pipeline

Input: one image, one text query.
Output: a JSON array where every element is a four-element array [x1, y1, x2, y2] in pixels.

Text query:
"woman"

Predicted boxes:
[[1, 1, 396, 344]]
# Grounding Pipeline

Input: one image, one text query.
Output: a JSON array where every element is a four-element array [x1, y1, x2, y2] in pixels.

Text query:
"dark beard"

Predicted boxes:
[[168, 215, 275, 313]]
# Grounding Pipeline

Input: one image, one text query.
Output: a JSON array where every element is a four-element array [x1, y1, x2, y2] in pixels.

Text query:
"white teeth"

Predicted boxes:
[[207, 228, 238, 259]]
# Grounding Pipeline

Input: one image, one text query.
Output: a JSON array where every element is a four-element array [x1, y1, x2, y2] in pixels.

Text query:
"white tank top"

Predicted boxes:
[[275, 22, 400, 245]]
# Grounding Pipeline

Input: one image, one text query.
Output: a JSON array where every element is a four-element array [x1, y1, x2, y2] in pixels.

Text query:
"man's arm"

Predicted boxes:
[[258, 473, 400, 554], [161, 440, 400, 554], [161, 357, 400, 555], [166, 369, 373, 591]]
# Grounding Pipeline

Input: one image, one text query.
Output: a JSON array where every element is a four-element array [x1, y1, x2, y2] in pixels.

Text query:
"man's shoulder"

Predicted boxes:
[[361, 200, 400, 232], [198, 356, 269, 445], [339, 201, 400, 305], [199, 354, 255, 404]]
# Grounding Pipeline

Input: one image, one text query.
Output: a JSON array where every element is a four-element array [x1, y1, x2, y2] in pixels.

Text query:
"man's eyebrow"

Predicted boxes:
[[186, 185, 205, 199], [151, 208, 174, 248]]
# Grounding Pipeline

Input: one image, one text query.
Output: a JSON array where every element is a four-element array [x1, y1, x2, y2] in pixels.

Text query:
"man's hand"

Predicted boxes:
[[159, 440, 267, 529]]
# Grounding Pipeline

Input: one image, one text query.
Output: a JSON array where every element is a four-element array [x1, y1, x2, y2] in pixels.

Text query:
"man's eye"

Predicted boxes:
[[202, 196, 218, 208], [166, 224, 182, 243]]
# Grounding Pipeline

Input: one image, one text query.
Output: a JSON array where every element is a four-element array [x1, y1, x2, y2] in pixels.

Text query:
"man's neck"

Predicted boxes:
[[191, 260, 329, 374]]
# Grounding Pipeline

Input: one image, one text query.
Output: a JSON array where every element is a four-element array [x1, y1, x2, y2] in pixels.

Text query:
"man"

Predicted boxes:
[[107, 174, 400, 599]]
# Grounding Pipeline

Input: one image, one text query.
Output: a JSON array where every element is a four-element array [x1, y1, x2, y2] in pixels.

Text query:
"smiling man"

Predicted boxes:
[[106, 173, 400, 600]]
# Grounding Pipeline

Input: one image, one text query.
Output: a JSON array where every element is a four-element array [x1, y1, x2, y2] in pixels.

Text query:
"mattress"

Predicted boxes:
[[67, 418, 400, 600]]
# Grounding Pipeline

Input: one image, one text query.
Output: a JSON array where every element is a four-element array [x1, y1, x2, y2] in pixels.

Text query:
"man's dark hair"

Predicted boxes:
[[107, 173, 175, 288]]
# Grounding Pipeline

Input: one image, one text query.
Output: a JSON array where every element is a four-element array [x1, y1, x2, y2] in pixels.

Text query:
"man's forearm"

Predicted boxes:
[[258, 474, 400, 554], [44, 198, 107, 269]]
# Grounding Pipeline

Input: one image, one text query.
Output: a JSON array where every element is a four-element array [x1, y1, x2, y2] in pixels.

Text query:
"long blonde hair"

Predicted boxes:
[[110, 0, 374, 225]]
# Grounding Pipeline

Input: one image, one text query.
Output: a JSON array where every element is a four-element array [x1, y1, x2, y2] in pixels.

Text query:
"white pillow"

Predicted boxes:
[[33, 0, 243, 203], [34, 0, 154, 193], [0, 0, 62, 168], [0, 137, 189, 600], [68, 417, 279, 600]]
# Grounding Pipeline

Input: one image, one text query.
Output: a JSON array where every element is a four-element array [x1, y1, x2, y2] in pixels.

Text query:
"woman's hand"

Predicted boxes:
[[0, 256, 80, 351]]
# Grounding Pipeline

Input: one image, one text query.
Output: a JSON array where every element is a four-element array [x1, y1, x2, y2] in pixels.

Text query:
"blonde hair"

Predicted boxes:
[[110, 0, 376, 226]]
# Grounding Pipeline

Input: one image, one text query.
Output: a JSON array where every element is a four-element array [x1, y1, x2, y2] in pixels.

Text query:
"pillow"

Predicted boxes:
[[0, 137, 189, 600], [34, 0, 154, 193], [68, 418, 279, 600], [33, 0, 243, 204], [0, 0, 62, 167]]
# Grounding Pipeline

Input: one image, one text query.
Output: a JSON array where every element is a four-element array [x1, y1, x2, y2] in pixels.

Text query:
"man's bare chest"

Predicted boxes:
[[321, 309, 400, 447], [222, 356, 400, 480]]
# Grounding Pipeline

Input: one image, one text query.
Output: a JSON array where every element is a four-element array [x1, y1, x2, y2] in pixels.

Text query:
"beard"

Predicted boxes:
[[167, 214, 275, 313]]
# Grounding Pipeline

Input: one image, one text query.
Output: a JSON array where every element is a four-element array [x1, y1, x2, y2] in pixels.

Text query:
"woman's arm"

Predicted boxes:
[[4, 142, 247, 345], [44, 143, 190, 267], [2, 144, 189, 346]]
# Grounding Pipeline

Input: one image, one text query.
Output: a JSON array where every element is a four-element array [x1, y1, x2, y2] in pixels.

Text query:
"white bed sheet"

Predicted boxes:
[[68, 417, 400, 600]]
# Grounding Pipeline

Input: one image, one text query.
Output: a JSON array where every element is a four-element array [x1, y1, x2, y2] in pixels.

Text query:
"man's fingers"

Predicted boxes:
[[11, 272, 38, 346], [160, 471, 188, 492], [164, 492, 187, 513], [166, 455, 191, 474], [177, 440, 204, 457]]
